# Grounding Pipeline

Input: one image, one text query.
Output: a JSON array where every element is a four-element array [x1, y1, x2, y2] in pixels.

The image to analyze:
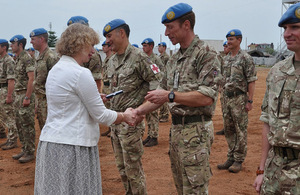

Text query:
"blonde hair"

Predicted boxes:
[[56, 23, 99, 56]]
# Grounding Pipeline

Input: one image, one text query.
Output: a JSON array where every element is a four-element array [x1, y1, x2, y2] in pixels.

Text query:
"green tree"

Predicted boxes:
[[48, 30, 57, 47], [265, 47, 275, 56]]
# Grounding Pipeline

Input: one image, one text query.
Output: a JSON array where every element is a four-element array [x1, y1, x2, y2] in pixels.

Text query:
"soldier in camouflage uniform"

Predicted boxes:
[[101, 40, 113, 137], [141, 38, 163, 147], [253, 3, 300, 194], [67, 16, 103, 92], [157, 42, 170, 123], [103, 19, 161, 195], [217, 29, 257, 173], [215, 41, 230, 136], [0, 39, 18, 150], [136, 3, 221, 194], [30, 28, 59, 130], [10, 35, 36, 163]]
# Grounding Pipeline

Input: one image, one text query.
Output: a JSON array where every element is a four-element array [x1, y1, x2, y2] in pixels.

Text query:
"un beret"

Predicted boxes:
[[30, 28, 47, 37], [0, 39, 8, 44], [226, 29, 242, 38], [158, 42, 167, 47], [161, 3, 193, 24], [141, 38, 154, 45], [67, 16, 89, 26], [10, 35, 25, 43], [278, 2, 300, 27], [103, 19, 126, 37]]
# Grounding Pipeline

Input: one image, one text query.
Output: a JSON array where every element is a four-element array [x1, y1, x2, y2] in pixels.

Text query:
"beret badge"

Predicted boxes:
[[104, 25, 111, 32], [14, 38, 18, 42], [230, 31, 235, 36], [296, 7, 300, 19], [30, 32, 35, 37], [166, 11, 175, 20]]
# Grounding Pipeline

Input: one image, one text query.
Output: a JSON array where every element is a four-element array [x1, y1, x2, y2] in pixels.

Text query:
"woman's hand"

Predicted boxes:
[[123, 108, 144, 126]]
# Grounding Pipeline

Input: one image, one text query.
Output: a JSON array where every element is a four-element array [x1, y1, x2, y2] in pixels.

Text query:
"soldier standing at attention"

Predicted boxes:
[[103, 19, 161, 194], [216, 41, 230, 136], [100, 40, 114, 137], [157, 41, 170, 123], [0, 39, 18, 150], [217, 29, 257, 173], [30, 28, 59, 130], [141, 38, 163, 147], [67, 16, 103, 92], [10, 35, 36, 163], [253, 3, 300, 194], [134, 3, 221, 194]]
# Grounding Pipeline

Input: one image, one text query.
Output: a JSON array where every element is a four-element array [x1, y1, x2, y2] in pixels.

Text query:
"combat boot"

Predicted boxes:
[[19, 153, 35, 163], [228, 162, 242, 173], [143, 136, 151, 145], [12, 151, 25, 160], [216, 129, 225, 135], [1, 141, 17, 150], [0, 132, 6, 138], [145, 138, 158, 147], [217, 160, 234, 170]]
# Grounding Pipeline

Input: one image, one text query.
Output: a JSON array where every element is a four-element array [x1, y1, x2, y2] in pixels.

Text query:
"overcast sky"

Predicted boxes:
[[1, 0, 287, 50]]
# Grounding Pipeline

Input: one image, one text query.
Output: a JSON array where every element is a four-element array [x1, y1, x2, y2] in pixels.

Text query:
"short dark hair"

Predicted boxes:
[[0, 42, 9, 52], [116, 24, 130, 38], [18, 38, 27, 49], [177, 11, 195, 30]]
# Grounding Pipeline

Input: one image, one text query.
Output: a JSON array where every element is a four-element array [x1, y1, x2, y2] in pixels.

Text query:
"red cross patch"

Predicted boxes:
[[150, 64, 160, 74]]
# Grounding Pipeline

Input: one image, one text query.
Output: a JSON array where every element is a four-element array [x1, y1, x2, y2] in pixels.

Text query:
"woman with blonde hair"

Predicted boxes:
[[34, 23, 138, 195]]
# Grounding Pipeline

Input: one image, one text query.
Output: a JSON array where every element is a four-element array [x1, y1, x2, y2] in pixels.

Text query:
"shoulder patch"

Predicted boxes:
[[150, 64, 160, 74]]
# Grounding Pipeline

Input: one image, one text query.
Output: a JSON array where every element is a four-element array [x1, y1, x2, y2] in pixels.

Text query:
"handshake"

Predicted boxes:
[[121, 108, 144, 126]]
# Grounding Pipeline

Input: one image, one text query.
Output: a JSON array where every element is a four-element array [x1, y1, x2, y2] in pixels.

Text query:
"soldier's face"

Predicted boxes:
[[105, 30, 122, 53], [223, 45, 230, 55], [227, 37, 241, 50], [142, 44, 152, 55], [164, 20, 184, 45], [158, 45, 164, 54], [283, 23, 300, 54], [102, 45, 109, 53], [0, 46, 5, 56], [30, 36, 42, 51], [10, 42, 18, 53]]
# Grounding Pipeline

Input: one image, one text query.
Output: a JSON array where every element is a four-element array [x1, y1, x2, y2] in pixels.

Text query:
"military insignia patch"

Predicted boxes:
[[145, 40, 149, 44], [30, 32, 35, 37], [105, 25, 111, 32], [14, 38, 18, 42], [166, 11, 175, 20], [150, 64, 160, 74], [295, 7, 300, 19], [230, 31, 235, 36], [68, 20, 73, 25]]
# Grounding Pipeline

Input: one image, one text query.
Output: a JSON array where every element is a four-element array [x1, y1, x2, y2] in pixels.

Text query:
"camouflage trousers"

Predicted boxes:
[[0, 87, 17, 142], [35, 93, 47, 130], [223, 94, 248, 162], [146, 110, 159, 138], [14, 91, 35, 154], [169, 120, 213, 195], [260, 148, 300, 194], [110, 121, 147, 195], [102, 85, 111, 109], [159, 102, 169, 120]]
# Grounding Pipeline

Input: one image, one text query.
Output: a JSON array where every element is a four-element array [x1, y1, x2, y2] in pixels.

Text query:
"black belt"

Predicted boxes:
[[103, 81, 110, 86], [172, 115, 211, 125], [0, 83, 8, 88], [224, 90, 245, 98], [273, 146, 300, 160]]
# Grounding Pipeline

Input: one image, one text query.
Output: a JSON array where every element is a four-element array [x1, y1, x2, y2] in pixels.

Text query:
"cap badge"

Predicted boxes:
[[166, 11, 175, 20], [14, 38, 18, 42], [230, 31, 235, 36], [104, 25, 111, 32], [30, 32, 35, 37], [295, 7, 300, 19]]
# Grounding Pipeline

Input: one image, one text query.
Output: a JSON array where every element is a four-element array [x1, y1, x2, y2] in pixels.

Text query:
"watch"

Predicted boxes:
[[24, 96, 29, 100], [248, 100, 253, 104], [168, 91, 175, 103]]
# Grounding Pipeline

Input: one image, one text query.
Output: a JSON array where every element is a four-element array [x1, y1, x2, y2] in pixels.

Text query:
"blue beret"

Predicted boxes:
[[30, 28, 47, 37], [226, 29, 242, 38], [158, 42, 167, 47], [161, 3, 193, 24], [223, 41, 227, 46], [8, 53, 14, 57], [132, 44, 139, 48], [278, 2, 300, 27], [0, 39, 8, 44], [27, 47, 35, 51], [67, 16, 89, 26], [102, 41, 107, 46], [95, 47, 100, 52], [10, 35, 25, 43], [103, 19, 126, 37], [141, 38, 154, 45]]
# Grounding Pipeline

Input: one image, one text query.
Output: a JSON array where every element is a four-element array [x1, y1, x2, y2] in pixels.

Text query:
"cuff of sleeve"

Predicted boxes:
[[197, 86, 217, 100], [259, 112, 269, 124]]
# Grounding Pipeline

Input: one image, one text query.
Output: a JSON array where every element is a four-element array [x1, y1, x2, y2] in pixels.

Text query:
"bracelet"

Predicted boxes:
[[256, 167, 264, 176]]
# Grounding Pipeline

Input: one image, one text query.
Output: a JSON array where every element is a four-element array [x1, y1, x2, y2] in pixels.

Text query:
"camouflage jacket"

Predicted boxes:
[[223, 49, 257, 93], [161, 35, 221, 117], [0, 53, 15, 83], [15, 50, 35, 91], [102, 54, 113, 82], [260, 56, 300, 149], [34, 47, 59, 94], [159, 51, 170, 66], [109, 44, 161, 112], [149, 52, 163, 84], [83, 52, 102, 81]]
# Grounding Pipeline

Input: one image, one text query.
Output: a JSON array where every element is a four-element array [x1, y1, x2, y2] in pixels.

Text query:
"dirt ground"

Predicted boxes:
[[0, 67, 269, 195]]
